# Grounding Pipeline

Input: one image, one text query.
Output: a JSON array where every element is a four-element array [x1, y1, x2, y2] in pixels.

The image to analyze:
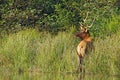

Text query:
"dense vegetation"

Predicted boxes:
[[0, 0, 119, 35], [0, 0, 120, 79]]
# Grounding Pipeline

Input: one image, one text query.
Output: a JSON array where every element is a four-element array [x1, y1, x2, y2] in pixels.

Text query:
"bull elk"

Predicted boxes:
[[75, 12, 95, 72]]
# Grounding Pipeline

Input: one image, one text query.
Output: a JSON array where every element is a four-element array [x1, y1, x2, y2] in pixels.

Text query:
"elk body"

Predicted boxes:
[[76, 27, 93, 64], [76, 26, 94, 72], [75, 13, 95, 72]]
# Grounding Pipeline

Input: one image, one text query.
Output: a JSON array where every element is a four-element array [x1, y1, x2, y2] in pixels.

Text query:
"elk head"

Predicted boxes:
[[76, 12, 95, 40]]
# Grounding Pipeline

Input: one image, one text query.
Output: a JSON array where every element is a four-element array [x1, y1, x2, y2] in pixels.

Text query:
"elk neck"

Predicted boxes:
[[83, 36, 93, 42]]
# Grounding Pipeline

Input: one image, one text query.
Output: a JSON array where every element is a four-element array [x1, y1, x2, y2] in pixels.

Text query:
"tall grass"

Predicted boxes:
[[86, 32, 120, 75], [0, 15, 120, 76], [0, 29, 120, 75], [0, 29, 78, 74]]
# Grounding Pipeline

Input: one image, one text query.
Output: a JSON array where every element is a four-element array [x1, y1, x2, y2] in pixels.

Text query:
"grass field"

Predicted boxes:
[[0, 15, 120, 80], [0, 29, 120, 74]]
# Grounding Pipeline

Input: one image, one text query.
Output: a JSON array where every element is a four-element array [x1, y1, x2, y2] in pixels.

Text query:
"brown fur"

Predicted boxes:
[[75, 27, 94, 72]]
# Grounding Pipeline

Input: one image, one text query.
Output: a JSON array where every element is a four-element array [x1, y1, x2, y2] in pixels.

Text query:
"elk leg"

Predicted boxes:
[[78, 57, 83, 72], [80, 57, 83, 64], [80, 57, 83, 72]]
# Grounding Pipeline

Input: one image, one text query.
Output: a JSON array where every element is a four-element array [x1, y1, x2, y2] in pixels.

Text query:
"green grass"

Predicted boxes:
[[0, 15, 120, 77], [86, 32, 120, 75], [0, 29, 120, 75], [0, 29, 78, 73]]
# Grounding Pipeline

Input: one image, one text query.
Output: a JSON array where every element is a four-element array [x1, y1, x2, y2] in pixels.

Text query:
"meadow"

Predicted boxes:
[[0, 15, 120, 80]]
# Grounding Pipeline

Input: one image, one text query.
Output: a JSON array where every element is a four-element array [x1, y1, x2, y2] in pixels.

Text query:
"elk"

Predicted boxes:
[[75, 12, 95, 72]]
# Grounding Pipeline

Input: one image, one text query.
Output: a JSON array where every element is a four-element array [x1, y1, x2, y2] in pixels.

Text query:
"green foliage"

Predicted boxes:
[[0, 0, 119, 35], [91, 15, 120, 38]]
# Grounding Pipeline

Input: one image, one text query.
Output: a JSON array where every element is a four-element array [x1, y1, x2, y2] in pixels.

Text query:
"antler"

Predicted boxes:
[[80, 12, 96, 29], [80, 12, 89, 28], [83, 12, 89, 23], [88, 17, 96, 28]]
